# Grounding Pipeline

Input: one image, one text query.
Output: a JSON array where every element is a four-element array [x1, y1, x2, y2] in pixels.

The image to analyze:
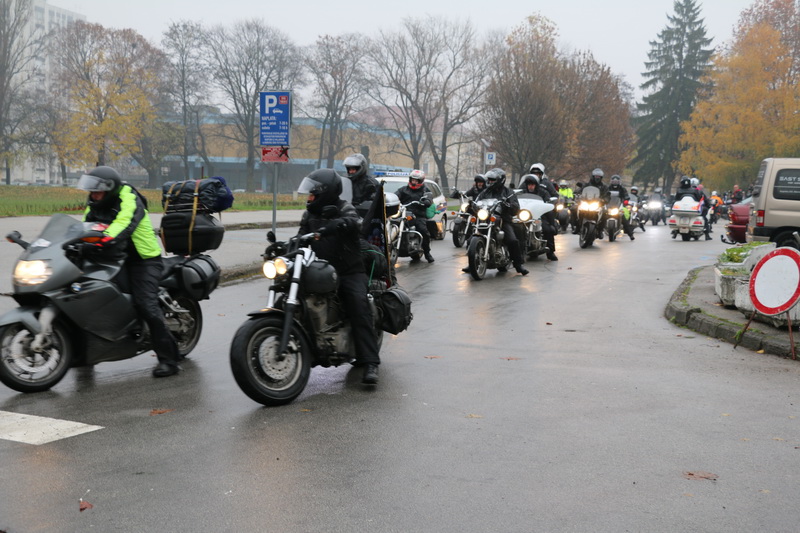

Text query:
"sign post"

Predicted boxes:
[[260, 91, 292, 233], [734, 247, 800, 358]]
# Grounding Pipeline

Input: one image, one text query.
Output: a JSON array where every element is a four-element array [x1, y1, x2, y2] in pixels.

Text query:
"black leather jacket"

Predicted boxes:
[[351, 174, 380, 208], [299, 200, 363, 276], [396, 185, 432, 218], [476, 185, 519, 223]]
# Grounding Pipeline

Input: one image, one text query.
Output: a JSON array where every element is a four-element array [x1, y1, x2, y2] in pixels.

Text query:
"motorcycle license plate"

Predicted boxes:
[[680, 228, 689, 233]]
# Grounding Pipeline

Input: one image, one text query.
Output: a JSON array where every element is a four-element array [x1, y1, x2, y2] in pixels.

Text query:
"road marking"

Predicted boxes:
[[0, 410, 103, 445]]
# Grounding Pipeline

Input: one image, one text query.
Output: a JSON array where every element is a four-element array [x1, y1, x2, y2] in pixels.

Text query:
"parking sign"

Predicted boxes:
[[260, 91, 291, 146], [485, 152, 496, 166]]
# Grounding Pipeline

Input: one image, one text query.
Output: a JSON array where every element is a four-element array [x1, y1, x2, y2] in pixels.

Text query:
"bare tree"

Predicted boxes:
[[162, 21, 212, 178], [0, 0, 46, 183], [304, 34, 368, 169], [204, 19, 303, 191], [368, 17, 486, 188]]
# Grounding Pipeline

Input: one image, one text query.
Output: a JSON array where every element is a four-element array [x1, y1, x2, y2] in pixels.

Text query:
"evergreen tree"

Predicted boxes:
[[633, 0, 713, 193]]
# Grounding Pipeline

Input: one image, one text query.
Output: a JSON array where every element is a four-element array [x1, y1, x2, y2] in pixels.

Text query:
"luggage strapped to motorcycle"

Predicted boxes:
[[163, 179, 204, 254]]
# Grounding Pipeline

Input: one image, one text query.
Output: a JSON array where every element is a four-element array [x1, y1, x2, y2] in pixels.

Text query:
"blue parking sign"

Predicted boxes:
[[260, 91, 291, 146]]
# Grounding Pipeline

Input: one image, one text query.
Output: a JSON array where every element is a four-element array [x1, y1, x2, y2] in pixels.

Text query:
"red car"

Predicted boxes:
[[722, 197, 752, 244]]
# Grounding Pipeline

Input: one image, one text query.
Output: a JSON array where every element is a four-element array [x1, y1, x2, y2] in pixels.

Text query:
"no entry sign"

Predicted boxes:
[[749, 247, 800, 316]]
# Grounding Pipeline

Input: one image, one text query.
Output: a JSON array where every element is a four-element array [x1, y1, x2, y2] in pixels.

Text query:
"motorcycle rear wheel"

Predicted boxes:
[[0, 322, 73, 393], [467, 237, 487, 280], [230, 316, 312, 406], [166, 296, 203, 357]]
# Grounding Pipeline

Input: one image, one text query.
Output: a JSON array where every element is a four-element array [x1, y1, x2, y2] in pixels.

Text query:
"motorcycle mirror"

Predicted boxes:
[[267, 231, 276, 243], [6, 230, 21, 243]]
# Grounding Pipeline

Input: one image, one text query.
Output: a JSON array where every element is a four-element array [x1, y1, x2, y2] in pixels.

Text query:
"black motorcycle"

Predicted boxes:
[[449, 189, 475, 248], [229, 231, 411, 406], [0, 214, 217, 392], [466, 196, 514, 280]]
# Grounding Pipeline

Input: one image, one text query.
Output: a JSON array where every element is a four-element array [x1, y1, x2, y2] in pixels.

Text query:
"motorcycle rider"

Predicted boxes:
[[298, 168, 381, 385], [477, 168, 529, 275], [343, 153, 379, 211], [691, 177, 713, 240], [586, 168, 608, 236], [77, 166, 181, 378], [672, 176, 705, 240], [529, 163, 558, 199], [629, 185, 646, 231], [465, 174, 486, 199], [558, 180, 574, 200], [521, 174, 559, 261], [396, 169, 435, 263], [605, 174, 635, 240]]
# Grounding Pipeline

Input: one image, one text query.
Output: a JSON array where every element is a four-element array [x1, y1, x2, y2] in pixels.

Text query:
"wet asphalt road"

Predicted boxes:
[[2, 224, 800, 532]]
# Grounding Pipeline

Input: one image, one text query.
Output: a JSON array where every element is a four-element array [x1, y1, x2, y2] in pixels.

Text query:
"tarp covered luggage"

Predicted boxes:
[[160, 178, 231, 255]]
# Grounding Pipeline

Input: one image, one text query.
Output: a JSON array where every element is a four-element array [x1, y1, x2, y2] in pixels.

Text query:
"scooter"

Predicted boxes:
[[0, 214, 218, 392]]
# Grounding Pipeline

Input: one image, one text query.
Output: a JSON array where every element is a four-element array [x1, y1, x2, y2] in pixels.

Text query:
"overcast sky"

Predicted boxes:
[[51, 0, 756, 99]]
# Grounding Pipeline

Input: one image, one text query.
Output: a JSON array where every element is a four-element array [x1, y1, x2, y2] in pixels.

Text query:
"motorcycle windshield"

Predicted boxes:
[[517, 193, 554, 217], [608, 191, 622, 208], [31, 214, 86, 249], [581, 186, 601, 200]]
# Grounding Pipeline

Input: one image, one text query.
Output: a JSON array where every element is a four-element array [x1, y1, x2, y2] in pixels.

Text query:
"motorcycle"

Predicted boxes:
[[554, 194, 573, 233], [0, 214, 215, 393], [575, 185, 603, 249], [449, 189, 475, 248], [645, 192, 666, 226], [514, 192, 556, 260], [668, 196, 705, 241], [628, 194, 645, 232], [388, 198, 428, 264], [605, 191, 623, 242], [465, 196, 513, 280], [229, 231, 405, 406]]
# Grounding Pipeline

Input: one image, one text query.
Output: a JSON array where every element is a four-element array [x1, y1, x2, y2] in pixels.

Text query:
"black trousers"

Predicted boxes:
[[128, 257, 180, 366], [410, 218, 431, 253], [339, 273, 380, 365], [500, 221, 524, 266]]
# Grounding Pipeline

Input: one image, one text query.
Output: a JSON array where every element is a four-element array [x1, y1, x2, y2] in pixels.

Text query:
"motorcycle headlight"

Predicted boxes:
[[478, 208, 489, 221], [517, 209, 532, 222], [263, 257, 289, 279], [609, 208, 620, 216], [460, 202, 470, 212], [13, 260, 52, 285], [556, 204, 564, 211], [633, 206, 638, 212], [650, 202, 661, 208]]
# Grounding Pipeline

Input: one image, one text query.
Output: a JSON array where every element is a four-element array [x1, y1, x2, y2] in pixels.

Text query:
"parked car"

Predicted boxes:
[[377, 174, 448, 240], [747, 158, 800, 249], [722, 197, 752, 244]]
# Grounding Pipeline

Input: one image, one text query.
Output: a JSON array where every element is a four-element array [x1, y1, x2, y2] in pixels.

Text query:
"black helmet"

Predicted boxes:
[[298, 169, 343, 215], [77, 166, 122, 208], [343, 153, 368, 180], [474, 174, 486, 186], [485, 168, 506, 189], [679, 176, 691, 188], [520, 174, 539, 191], [610, 174, 621, 186]]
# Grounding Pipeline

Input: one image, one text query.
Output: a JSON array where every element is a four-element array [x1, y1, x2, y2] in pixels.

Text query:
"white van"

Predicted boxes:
[[747, 157, 800, 248]]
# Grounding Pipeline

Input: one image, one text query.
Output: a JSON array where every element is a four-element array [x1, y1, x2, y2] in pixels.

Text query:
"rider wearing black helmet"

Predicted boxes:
[[396, 169, 435, 263], [78, 166, 181, 378], [343, 153, 379, 211], [466, 174, 486, 200], [298, 169, 381, 385], [606, 174, 634, 240], [477, 168, 529, 275]]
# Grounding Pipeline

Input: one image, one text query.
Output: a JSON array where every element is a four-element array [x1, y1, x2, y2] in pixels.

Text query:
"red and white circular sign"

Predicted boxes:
[[749, 247, 800, 316]]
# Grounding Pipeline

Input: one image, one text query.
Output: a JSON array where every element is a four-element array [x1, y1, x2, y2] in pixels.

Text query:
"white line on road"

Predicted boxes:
[[0, 410, 103, 445]]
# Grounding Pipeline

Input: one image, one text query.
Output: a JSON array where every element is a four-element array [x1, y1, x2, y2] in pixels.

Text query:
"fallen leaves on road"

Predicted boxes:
[[683, 471, 718, 481], [500, 357, 522, 361], [466, 414, 483, 419], [546, 322, 553, 325], [79, 499, 93, 512], [149, 408, 174, 416], [424, 356, 442, 359], [757, 349, 765, 354]]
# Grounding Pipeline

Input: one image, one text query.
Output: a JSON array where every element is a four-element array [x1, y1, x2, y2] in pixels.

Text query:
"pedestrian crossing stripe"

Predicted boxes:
[[0, 410, 103, 445]]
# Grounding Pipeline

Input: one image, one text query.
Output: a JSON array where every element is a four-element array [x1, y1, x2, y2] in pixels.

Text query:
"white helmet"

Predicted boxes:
[[690, 177, 699, 187], [712, 190, 718, 196], [529, 163, 545, 174]]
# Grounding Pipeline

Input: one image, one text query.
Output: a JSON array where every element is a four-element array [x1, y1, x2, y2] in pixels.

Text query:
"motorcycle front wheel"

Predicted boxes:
[[452, 219, 467, 248], [579, 222, 595, 248], [166, 296, 203, 356], [608, 220, 617, 242], [229, 316, 312, 407], [0, 321, 73, 393], [467, 237, 487, 280]]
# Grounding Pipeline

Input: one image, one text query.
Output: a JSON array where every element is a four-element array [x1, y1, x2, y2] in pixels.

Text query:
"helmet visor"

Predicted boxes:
[[77, 174, 114, 192]]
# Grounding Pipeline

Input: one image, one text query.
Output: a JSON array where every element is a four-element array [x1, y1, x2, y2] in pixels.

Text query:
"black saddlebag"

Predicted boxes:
[[180, 254, 220, 300], [160, 211, 224, 255], [377, 285, 413, 334]]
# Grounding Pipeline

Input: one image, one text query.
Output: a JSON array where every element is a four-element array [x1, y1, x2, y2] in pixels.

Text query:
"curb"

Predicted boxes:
[[664, 266, 796, 358]]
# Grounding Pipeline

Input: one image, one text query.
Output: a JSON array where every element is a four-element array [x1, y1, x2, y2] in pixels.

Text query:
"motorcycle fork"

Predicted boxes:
[[30, 305, 58, 352], [276, 255, 304, 360]]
